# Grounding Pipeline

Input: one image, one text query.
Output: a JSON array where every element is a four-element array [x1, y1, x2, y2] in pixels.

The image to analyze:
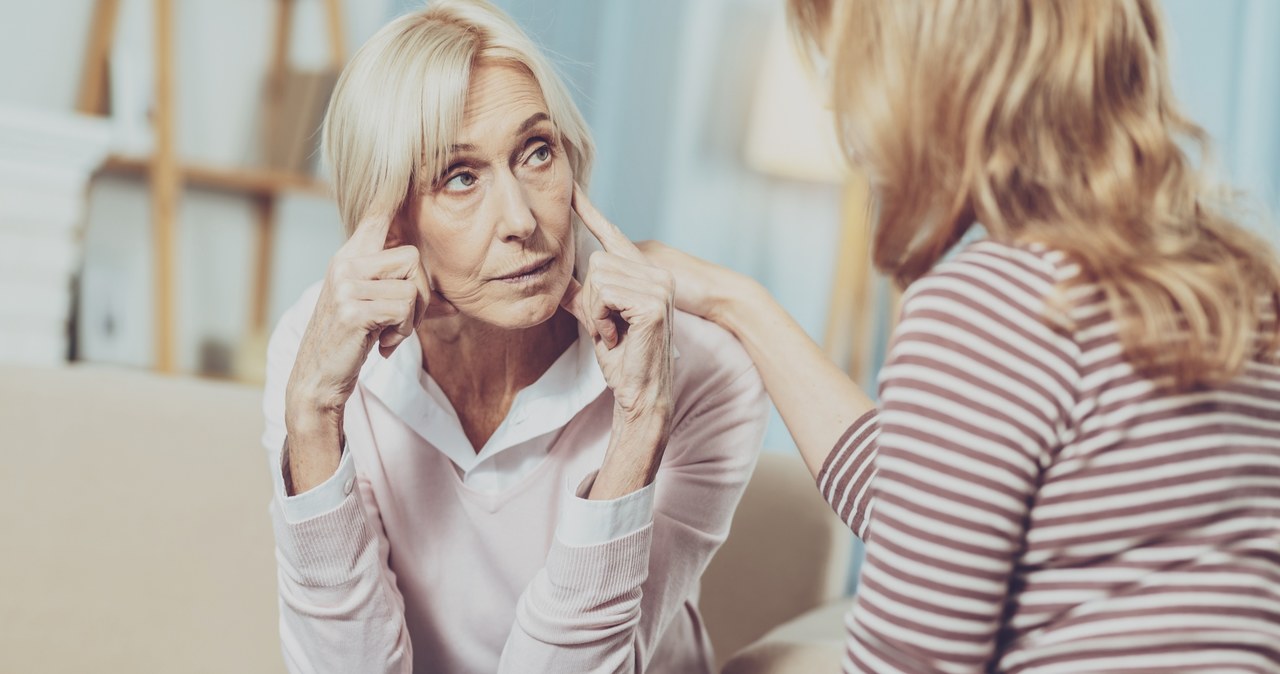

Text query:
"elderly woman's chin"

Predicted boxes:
[[470, 265, 574, 331]]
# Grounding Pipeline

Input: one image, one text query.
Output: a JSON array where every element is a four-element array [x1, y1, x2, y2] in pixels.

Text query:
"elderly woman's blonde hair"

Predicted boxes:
[[789, 0, 1280, 391], [321, 0, 594, 236]]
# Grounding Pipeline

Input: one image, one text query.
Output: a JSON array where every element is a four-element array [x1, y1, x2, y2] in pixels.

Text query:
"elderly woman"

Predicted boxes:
[[259, 1, 765, 672]]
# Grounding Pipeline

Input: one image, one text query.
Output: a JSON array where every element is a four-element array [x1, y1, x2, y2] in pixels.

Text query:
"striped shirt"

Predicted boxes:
[[819, 240, 1280, 673]]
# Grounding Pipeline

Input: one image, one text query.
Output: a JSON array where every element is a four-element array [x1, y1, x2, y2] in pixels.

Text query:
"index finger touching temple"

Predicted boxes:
[[572, 183, 645, 262]]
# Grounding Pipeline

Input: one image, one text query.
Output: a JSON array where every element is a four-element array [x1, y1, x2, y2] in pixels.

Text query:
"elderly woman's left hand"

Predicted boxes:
[[561, 185, 675, 478]]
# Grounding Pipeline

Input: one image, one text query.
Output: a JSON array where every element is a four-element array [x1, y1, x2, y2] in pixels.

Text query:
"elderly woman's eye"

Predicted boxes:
[[527, 144, 552, 166], [444, 172, 477, 191]]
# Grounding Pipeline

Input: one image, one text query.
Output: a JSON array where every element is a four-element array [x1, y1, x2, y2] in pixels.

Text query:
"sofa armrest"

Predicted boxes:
[[701, 452, 853, 669], [721, 597, 853, 674], [0, 364, 283, 673]]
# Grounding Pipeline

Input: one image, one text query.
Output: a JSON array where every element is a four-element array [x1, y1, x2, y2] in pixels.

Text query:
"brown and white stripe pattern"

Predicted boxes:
[[817, 240, 1280, 673]]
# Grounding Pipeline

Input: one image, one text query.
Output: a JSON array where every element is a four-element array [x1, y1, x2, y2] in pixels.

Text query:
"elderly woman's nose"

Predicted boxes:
[[495, 173, 537, 241]]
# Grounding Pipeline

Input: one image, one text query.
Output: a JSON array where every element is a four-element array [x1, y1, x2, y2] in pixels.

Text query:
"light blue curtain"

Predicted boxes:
[[1163, 0, 1280, 237]]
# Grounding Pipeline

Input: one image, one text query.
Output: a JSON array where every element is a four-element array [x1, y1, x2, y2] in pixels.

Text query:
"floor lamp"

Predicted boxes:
[[743, 19, 878, 385]]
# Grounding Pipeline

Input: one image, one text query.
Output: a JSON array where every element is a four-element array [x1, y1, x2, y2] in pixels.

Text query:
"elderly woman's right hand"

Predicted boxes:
[[282, 213, 455, 492], [560, 185, 676, 499]]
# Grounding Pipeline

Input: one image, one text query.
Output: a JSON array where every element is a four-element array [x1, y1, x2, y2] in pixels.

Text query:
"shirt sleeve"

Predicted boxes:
[[276, 443, 358, 524], [816, 408, 881, 541], [555, 470, 657, 547], [498, 342, 769, 673], [843, 251, 1077, 673], [260, 283, 413, 674]]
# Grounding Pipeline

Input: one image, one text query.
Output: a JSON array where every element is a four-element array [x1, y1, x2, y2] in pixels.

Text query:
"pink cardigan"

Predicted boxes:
[[262, 284, 768, 673]]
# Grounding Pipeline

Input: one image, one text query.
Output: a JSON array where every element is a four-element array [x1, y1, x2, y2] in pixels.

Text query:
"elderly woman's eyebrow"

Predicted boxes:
[[447, 113, 552, 155], [517, 112, 550, 135]]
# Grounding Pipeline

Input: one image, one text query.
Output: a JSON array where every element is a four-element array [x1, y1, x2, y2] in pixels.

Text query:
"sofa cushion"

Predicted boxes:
[[720, 597, 852, 674], [0, 364, 284, 673], [700, 452, 853, 670]]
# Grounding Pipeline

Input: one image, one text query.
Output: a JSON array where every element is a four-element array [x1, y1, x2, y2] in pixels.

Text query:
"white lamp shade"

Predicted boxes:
[[743, 19, 847, 184]]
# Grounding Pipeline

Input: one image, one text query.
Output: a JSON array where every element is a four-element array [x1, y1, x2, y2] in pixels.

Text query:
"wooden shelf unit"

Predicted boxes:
[[98, 154, 331, 199], [80, 0, 345, 374]]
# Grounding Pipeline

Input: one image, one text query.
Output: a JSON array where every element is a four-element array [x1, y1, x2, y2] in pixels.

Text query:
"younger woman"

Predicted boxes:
[[643, 0, 1280, 671]]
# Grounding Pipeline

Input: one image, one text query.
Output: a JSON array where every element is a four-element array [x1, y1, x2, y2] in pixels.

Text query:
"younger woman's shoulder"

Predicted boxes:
[[926, 239, 1071, 293], [902, 239, 1084, 322], [885, 240, 1084, 419], [900, 240, 1085, 348]]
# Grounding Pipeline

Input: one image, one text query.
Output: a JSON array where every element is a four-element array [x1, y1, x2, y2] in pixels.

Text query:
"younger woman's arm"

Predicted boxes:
[[639, 242, 881, 536]]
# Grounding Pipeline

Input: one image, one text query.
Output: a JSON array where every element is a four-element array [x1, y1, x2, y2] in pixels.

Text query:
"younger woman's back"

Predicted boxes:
[[1006, 244, 1280, 673], [832, 239, 1280, 673]]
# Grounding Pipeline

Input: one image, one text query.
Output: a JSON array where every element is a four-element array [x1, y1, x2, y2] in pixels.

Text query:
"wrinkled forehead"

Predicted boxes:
[[452, 62, 552, 146], [417, 58, 554, 181]]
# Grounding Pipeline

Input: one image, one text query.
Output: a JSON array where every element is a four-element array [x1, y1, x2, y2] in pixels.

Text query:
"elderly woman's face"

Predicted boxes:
[[402, 62, 575, 329]]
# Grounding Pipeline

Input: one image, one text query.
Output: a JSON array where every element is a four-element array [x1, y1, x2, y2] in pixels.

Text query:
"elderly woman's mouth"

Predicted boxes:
[[494, 257, 555, 284]]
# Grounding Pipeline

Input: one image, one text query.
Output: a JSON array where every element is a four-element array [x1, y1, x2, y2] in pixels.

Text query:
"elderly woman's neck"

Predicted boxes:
[[417, 309, 579, 450]]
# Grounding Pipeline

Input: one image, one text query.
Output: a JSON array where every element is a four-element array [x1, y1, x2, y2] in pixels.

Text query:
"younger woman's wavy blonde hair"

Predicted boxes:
[[789, 0, 1280, 390], [321, 0, 594, 236]]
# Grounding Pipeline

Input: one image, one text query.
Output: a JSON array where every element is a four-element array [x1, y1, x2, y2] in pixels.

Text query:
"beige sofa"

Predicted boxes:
[[1, 364, 852, 673]]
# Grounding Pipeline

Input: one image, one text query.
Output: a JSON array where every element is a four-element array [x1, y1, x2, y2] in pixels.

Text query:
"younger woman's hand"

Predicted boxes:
[[634, 240, 755, 329]]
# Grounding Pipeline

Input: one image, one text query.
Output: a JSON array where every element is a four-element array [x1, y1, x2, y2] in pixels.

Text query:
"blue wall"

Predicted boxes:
[[1163, 0, 1280, 236]]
